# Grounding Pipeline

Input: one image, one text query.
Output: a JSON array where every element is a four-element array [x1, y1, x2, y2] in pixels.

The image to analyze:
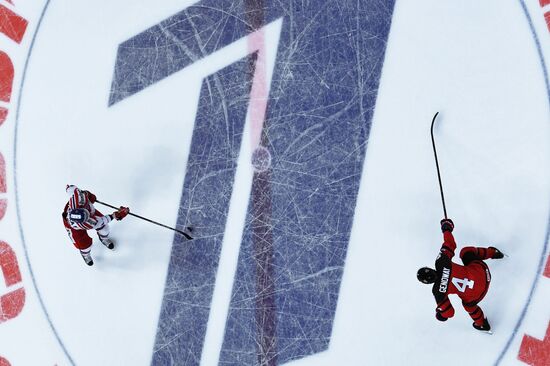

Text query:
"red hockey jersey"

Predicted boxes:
[[62, 185, 113, 231], [431, 231, 492, 320]]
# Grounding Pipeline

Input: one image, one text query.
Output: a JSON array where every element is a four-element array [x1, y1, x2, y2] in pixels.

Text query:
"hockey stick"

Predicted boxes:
[[430, 112, 448, 219], [96, 200, 193, 240]]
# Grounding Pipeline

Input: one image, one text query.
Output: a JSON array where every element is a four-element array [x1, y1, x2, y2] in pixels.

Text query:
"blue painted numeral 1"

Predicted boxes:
[[109, 1, 395, 365]]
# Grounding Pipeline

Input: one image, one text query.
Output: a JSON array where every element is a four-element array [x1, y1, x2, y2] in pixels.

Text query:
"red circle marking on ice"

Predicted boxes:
[[0, 241, 25, 323], [0, 3, 28, 44], [518, 321, 550, 366], [544, 255, 550, 278]]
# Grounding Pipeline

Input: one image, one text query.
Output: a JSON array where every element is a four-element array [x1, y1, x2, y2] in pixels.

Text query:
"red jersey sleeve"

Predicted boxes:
[[436, 296, 455, 320], [84, 190, 97, 203], [440, 231, 456, 259]]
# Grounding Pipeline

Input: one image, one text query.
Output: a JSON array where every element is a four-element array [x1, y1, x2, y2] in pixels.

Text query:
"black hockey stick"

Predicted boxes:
[[96, 200, 193, 240], [430, 112, 448, 219]]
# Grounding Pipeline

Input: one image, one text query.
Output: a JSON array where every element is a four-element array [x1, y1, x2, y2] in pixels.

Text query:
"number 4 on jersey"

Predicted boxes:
[[452, 277, 474, 292]]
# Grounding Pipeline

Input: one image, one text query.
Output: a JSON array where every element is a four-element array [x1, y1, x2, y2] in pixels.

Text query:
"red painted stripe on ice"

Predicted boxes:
[[0, 241, 21, 286], [544, 255, 550, 278], [248, 28, 268, 148], [540, 0, 550, 7], [0, 52, 14, 103], [0, 153, 5, 194], [0, 107, 7, 127], [0, 199, 5, 221], [0, 240, 25, 323], [0, 4, 28, 44], [0, 287, 24, 322], [0, 152, 5, 221], [545, 12, 550, 33], [518, 322, 550, 366], [0, 356, 11, 366]]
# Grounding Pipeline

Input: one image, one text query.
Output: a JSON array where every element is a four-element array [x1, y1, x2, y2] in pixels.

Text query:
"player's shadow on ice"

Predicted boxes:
[[91, 226, 174, 270]]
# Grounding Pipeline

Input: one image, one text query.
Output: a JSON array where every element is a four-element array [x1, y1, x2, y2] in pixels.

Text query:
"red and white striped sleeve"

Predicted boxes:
[[66, 185, 112, 230], [67, 186, 89, 211], [89, 214, 114, 230]]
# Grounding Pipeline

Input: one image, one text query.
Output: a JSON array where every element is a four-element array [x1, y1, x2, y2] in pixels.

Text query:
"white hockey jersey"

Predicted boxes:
[[65, 185, 113, 231]]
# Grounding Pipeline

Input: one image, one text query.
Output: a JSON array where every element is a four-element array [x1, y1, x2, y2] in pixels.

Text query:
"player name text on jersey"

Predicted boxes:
[[439, 267, 451, 293]]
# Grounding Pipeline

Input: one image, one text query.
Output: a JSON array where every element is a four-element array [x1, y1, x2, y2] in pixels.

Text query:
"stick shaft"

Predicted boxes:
[[430, 112, 448, 219], [96, 200, 190, 236]]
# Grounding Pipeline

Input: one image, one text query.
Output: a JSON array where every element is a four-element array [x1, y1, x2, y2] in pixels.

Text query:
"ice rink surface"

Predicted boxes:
[[1, 0, 550, 365]]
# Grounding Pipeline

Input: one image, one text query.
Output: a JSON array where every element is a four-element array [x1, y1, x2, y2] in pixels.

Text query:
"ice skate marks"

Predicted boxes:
[[110, 0, 395, 364]]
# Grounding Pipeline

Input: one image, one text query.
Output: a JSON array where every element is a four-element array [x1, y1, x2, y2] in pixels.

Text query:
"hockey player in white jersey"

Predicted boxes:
[[62, 185, 129, 266]]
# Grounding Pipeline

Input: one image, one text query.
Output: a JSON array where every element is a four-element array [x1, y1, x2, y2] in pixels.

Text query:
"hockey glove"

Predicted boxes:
[[440, 219, 454, 233], [114, 206, 130, 221], [83, 190, 97, 203], [490, 247, 505, 259], [435, 312, 448, 322]]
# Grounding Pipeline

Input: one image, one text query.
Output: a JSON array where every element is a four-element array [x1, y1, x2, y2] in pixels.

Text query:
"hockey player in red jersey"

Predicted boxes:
[[62, 185, 129, 266], [417, 218, 504, 332]]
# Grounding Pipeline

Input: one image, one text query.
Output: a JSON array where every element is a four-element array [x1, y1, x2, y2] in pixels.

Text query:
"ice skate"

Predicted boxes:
[[473, 318, 492, 334], [80, 251, 93, 266], [98, 234, 115, 249], [490, 247, 507, 259]]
